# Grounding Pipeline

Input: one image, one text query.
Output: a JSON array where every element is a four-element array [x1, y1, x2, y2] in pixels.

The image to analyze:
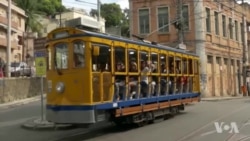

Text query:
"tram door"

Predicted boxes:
[[91, 43, 113, 103]]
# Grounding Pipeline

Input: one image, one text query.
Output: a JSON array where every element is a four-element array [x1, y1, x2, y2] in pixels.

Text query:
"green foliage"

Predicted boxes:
[[14, 0, 66, 36], [90, 9, 98, 17], [101, 3, 123, 27], [98, 4, 130, 37], [37, 0, 67, 16], [14, 0, 43, 33]]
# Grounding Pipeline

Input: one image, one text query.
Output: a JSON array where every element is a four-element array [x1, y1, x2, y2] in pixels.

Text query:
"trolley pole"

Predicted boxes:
[[7, 0, 11, 77]]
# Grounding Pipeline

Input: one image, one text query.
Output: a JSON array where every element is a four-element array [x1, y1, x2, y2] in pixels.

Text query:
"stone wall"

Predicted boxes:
[[0, 77, 47, 103]]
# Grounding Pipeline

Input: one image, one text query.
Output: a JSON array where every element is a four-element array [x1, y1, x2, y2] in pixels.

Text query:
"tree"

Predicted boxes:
[[37, 0, 67, 17], [90, 9, 98, 17], [14, 0, 43, 34], [14, 0, 67, 36], [100, 3, 123, 28], [92, 3, 129, 37]]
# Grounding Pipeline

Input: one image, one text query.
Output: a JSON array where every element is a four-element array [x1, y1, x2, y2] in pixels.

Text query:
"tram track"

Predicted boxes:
[[49, 99, 250, 141], [175, 103, 250, 141]]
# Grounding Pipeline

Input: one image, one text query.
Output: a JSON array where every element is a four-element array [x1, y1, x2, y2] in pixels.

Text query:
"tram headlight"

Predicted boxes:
[[55, 82, 65, 93]]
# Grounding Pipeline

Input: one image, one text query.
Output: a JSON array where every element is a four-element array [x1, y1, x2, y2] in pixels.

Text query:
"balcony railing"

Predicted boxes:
[[0, 16, 19, 29]]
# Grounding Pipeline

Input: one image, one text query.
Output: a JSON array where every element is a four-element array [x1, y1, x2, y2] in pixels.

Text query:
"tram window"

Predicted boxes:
[[73, 41, 85, 68], [46, 46, 51, 70], [160, 54, 167, 73], [54, 43, 68, 69], [140, 51, 149, 70], [128, 49, 138, 72], [182, 57, 188, 74], [151, 52, 158, 73], [114, 47, 125, 72], [169, 55, 175, 74], [92, 43, 111, 72], [194, 60, 199, 74], [175, 56, 181, 74], [188, 58, 193, 74]]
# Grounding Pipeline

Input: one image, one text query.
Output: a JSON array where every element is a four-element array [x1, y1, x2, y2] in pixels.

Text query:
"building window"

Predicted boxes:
[[224, 58, 228, 65], [235, 20, 238, 41], [222, 15, 226, 37], [206, 8, 211, 33], [207, 56, 213, 64], [214, 11, 219, 35], [240, 23, 243, 42], [216, 57, 220, 64], [157, 7, 169, 33], [229, 18, 233, 39], [182, 5, 189, 30], [139, 9, 150, 34]]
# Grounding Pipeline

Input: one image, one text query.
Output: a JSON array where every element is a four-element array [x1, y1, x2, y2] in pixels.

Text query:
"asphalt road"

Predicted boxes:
[[1, 98, 250, 141]]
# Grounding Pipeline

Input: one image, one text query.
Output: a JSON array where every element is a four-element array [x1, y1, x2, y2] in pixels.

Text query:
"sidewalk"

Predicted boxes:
[[0, 94, 46, 110], [201, 95, 249, 101], [0, 94, 75, 130]]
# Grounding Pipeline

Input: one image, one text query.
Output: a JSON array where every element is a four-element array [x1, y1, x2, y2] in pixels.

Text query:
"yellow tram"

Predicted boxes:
[[45, 27, 200, 126]]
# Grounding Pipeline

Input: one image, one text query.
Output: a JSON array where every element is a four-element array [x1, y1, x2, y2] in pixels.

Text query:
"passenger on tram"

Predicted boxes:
[[151, 63, 157, 96], [161, 63, 167, 73], [169, 65, 175, 94], [128, 60, 138, 99], [140, 60, 150, 97], [160, 64, 167, 95], [114, 62, 126, 101]]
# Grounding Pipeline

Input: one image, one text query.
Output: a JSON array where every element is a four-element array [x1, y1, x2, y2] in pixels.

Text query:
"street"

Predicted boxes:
[[1, 98, 250, 141]]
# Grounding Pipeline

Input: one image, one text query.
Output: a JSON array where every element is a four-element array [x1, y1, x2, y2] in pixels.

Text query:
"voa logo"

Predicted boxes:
[[214, 122, 239, 133]]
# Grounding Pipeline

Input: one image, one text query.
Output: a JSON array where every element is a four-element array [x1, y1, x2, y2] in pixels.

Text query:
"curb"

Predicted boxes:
[[0, 94, 46, 109], [201, 97, 248, 102], [21, 117, 76, 131]]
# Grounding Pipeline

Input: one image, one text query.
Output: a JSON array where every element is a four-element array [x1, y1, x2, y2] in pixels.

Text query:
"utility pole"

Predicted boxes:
[[177, 0, 183, 44], [97, 0, 101, 22], [7, 0, 11, 77], [194, 0, 206, 96]]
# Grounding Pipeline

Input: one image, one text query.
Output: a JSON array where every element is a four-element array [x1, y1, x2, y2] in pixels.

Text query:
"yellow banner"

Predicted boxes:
[[35, 57, 46, 76]]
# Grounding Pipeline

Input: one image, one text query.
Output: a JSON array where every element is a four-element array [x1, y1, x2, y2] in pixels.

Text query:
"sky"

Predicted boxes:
[[62, 0, 129, 12]]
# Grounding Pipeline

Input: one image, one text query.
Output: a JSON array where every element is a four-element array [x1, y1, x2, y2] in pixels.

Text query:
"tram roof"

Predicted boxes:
[[49, 27, 199, 57], [81, 30, 198, 57]]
